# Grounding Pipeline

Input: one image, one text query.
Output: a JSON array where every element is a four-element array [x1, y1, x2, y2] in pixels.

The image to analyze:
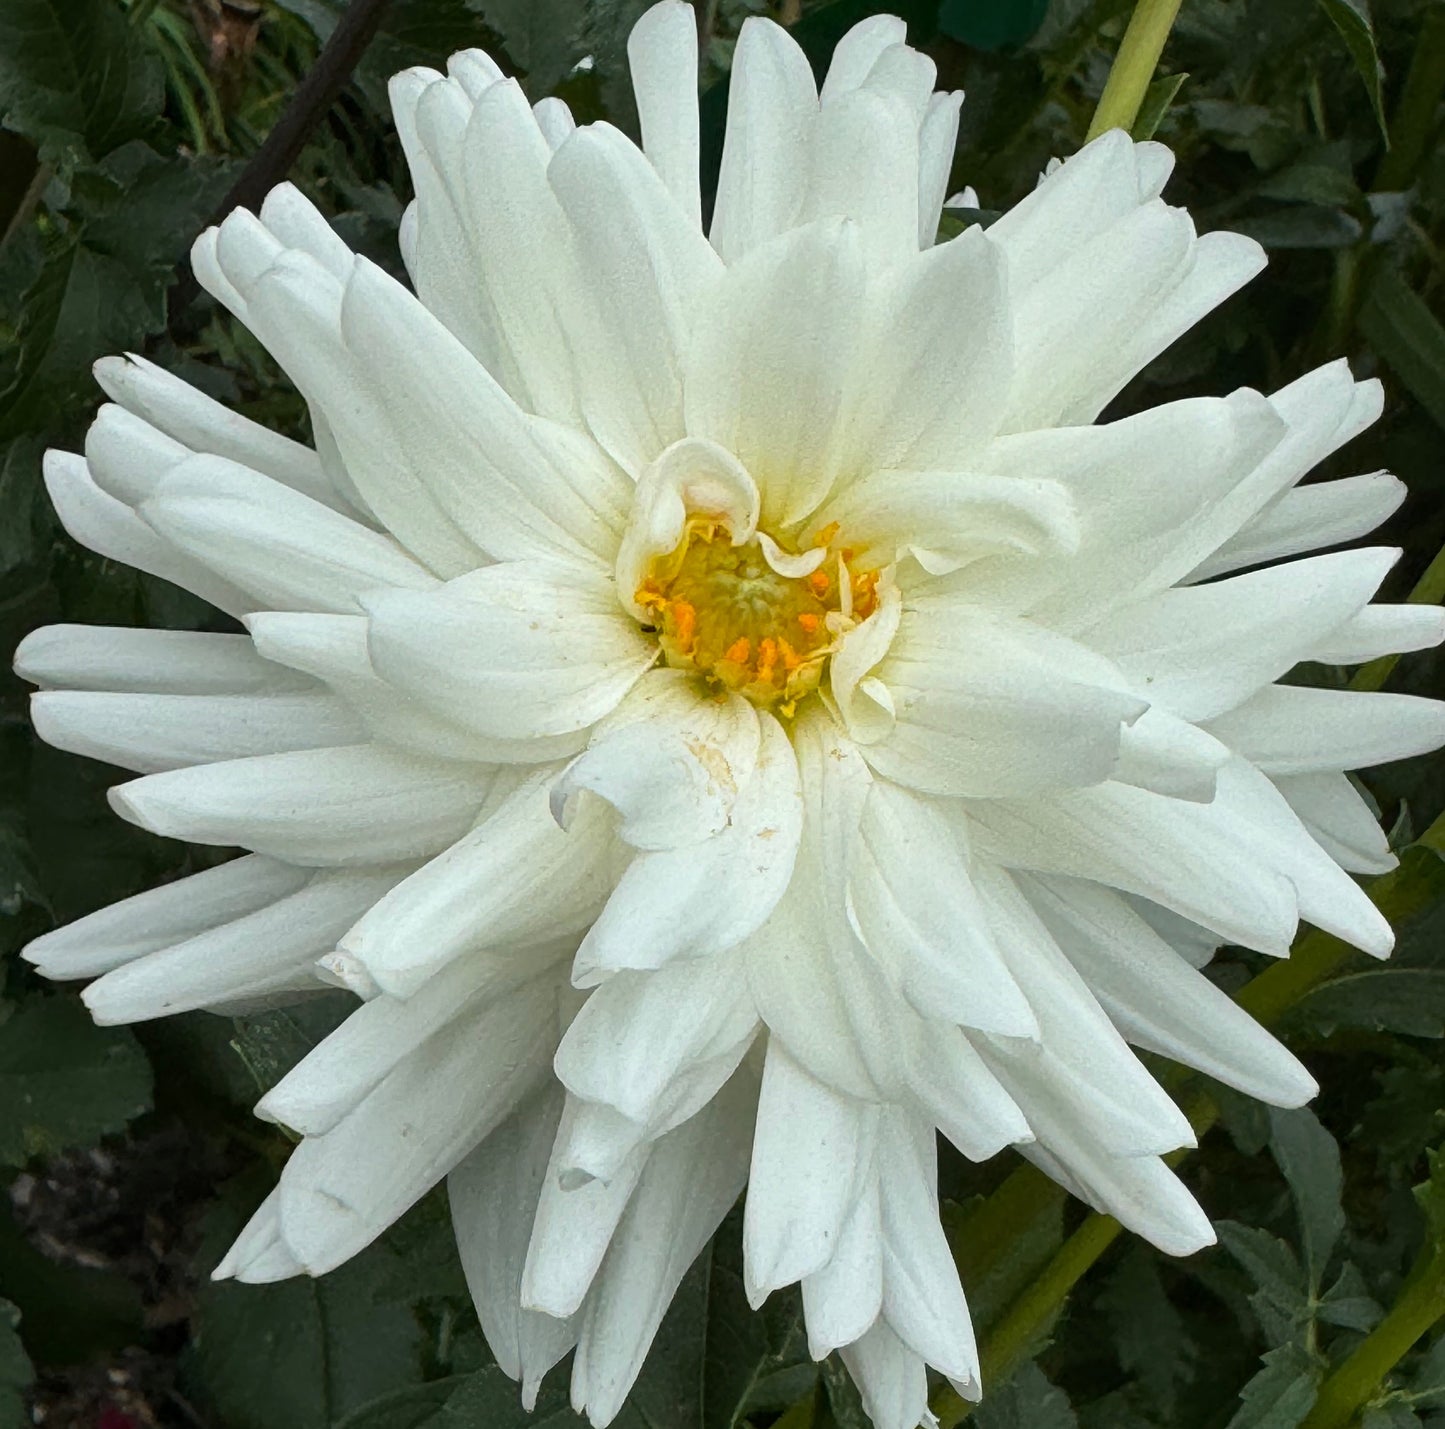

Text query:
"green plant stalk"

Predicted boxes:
[[928, 806, 1445, 1426], [1086, 0, 1186, 140], [1299, 1246, 1445, 1429]]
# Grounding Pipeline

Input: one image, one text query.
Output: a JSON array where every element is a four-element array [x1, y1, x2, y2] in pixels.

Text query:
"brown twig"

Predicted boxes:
[[169, 0, 394, 316]]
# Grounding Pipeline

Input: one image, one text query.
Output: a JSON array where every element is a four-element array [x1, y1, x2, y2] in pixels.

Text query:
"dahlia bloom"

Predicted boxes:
[[17, 3, 1445, 1425]]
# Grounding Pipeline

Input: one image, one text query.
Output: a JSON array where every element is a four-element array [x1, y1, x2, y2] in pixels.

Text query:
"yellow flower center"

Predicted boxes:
[[635, 520, 878, 714]]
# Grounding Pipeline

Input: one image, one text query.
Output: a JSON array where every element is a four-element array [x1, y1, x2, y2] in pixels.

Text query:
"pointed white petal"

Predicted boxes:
[[628, 1, 701, 226]]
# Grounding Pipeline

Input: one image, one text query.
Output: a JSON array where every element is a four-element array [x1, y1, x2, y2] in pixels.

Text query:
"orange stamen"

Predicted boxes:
[[723, 636, 751, 665], [808, 569, 831, 598], [796, 612, 820, 636], [672, 601, 697, 651], [756, 637, 778, 681], [812, 521, 840, 547]]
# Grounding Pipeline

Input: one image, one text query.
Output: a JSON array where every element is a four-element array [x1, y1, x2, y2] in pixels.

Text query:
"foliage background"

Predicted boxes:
[[1, 0, 1444, 1425]]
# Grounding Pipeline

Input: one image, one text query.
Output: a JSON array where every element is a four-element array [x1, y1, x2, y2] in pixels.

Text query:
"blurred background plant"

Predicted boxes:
[[1, 0, 1444, 1426]]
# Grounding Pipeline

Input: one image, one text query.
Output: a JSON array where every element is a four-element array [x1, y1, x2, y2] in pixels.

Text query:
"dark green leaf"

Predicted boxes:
[[1315, 0, 1388, 140], [0, 0, 162, 164], [1269, 1108, 1345, 1289], [1296, 970, 1445, 1038], [1096, 1248, 1194, 1411], [1136, 72, 1189, 141], [974, 1361, 1078, 1429], [1227, 1342, 1323, 1429], [228, 995, 354, 1098], [1233, 205, 1363, 249], [0, 996, 152, 1166], [187, 1181, 427, 1429], [1359, 267, 1445, 433], [1316, 1263, 1383, 1332]]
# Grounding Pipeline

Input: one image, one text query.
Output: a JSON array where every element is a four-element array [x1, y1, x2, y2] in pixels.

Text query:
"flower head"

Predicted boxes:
[[18, 4, 1445, 1426]]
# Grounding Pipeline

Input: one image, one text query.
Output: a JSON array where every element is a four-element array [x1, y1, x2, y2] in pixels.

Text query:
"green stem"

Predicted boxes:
[[1299, 1250, 1445, 1429], [1086, 0, 1186, 140]]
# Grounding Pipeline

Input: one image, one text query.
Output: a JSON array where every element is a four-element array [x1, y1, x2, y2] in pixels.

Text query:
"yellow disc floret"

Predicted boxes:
[[635, 520, 879, 714]]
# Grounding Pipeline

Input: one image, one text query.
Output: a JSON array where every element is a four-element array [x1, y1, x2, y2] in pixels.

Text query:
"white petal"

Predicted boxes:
[[971, 865, 1198, 1158], [828, 229, 1014, 476], [550, 122, 723, 476], [917, 92, 963, 246], [82, 866, 402, 1024], [613, 437, 760, 619], [214, 1192, 306, 1285], [23, 855, 307, 980], [961, 389, 1288, 632], [824, 470, 1078, 577], [743, 1040, 877, 1304], [14, 626, 306, 695], [1112, 707, 1230, 801], [257, 940, 568, 1136], [627, 1, 701, 226], [968, 780, 1299, 956], [94, 353, 341, 511], [1205, 685, 1445, 775], [139, 453, 436, 614], [276, 974, 560, 1274], [838, 1321, 931, 1429], [31, 689, 363, 774], [554, 952, 758, 1126], [802, 1173, 884, 1359], [553, 669, 760, 850], [573, 709, 802, 980], [449, 1087, 577, 1406], [339, 774, 620, 999], [1194, 471, 1405, 579], [685, 218, 867, 528], [864, 606, 1147, 798], [43, 450, 253, 617], [1022, 873, 1318, 1107], [245, 611, 585, 766], [571, 1066, 757, 1427], [877, 1110, 978, 1383], [363, 562, 656, 742], [110, 745, 499, 866], [709, 17, 817, 263], [1275, 772, 1395, 875], [801, 87, 919, 267], [849, 780, 1037, 1037], [1308, 603, 1445, 664], [1083, 546, 1399, 721], [533, 96, 576, 150], [820, 15, 907, 98]]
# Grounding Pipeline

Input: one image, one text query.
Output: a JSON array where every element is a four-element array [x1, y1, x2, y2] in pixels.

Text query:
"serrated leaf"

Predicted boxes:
[[1296, 970, 1445, 1039], [1359, 266, 1445, 433], [1317, 1263, 1383, 1332], [1361, 1405, 1423, 1429], [474, 0, 589, 96], [1315, 0, 1388, 141], [0, 996, 152, 1166], [1405, 1329, 1445, 1407], [974, 1361, 1078, 1429], [1227, 1342, 1323, 1429], [0, 1299, 32, 1429], [1097, 1249, 1194, 1412], [1269, 1108, 1345, 1289], [0, 0, 162, 165]]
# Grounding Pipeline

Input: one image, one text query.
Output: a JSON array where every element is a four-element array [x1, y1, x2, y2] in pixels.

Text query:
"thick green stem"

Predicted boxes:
[[1086, 0, 1185, 140], [1300, 1250, 1445, 1429]]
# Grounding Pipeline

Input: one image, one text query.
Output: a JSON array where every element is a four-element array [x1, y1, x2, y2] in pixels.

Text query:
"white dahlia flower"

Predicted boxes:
[[17, 3, 1445, 1425]]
